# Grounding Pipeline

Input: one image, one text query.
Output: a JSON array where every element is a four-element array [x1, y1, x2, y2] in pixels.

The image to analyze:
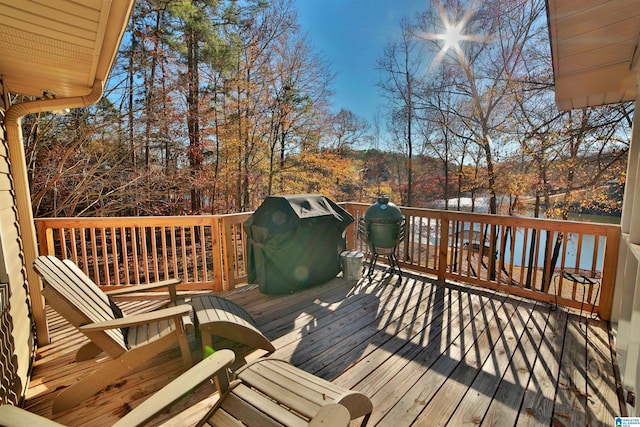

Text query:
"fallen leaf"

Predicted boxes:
[[568, 385, 592, 398], [526, 408, 537, 419]]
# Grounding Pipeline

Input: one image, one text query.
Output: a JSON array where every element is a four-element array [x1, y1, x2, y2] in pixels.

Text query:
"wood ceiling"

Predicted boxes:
[[0, 0, 134, 99], [547, 0, 640, 110]]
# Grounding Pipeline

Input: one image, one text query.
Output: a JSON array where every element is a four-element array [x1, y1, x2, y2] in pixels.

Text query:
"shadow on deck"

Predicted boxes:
[[24, 267, 624, 426]]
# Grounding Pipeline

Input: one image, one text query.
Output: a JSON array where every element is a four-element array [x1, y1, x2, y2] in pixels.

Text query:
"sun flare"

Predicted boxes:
[[442, 22, 465, 51], [417, 2, 485, 71]]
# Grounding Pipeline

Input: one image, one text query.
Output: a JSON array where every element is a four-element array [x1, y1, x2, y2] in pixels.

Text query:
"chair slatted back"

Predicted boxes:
[[33, 256, 127, 357]]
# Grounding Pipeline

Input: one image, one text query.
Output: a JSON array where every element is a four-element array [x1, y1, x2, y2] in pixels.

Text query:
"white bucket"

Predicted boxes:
[[341, 251, 364, 280]]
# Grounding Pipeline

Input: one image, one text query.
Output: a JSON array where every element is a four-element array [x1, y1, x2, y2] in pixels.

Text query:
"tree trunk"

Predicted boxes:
[[187, 26, 202, 213]]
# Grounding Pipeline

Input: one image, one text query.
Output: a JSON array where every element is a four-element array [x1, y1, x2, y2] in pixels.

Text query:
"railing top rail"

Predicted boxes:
[[34, 216, 219, 227], [341, 202, 621, 235], [217, 212, 253, 221]]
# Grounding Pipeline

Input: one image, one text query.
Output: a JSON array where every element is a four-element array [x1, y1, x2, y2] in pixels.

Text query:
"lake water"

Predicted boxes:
[[416, 211, 619, 272]]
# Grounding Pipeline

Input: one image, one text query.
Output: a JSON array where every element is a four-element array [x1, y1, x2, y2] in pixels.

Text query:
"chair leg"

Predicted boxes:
[[75, 341, 104, 361], [579, 286, 586, 320], [177, 326, 193, 367]]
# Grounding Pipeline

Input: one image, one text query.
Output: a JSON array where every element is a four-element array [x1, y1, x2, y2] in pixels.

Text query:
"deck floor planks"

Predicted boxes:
[[252, 281, 397, 368], [250, 280, 380, 347], [341, 283, 480, 395], [586, 317, 621, 425], [23, 268, 623, 426], [297, 276, 440, 376], [371, 289, 507, 425], [329, 280, 464, 392], [517, 307, 569, 426], [445, 299, 544, 426], [409, 293, 527, 425], [480, 302, 550, 426], [310, 277, 451, 380], [554, 316, 588, 426]]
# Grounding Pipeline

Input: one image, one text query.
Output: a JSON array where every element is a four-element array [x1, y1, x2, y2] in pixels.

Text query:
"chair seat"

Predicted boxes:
[[235, 358, 373, 422], [128, 318, 176, 349]]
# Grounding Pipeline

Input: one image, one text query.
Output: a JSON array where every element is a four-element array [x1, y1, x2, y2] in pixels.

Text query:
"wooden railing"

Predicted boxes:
[[35, 203, 620, 319], [343, 202, 620, 320], [35, 213, 251, 292]]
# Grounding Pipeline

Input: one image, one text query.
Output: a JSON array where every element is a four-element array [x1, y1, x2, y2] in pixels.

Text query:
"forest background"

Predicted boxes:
[[19, 0, 633, 220]]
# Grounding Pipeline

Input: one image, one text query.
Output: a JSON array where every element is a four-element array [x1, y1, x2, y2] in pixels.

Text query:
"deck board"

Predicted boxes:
[[555, 316, 588, 425], [445, 300, 543, 426], [480, 303, 549, 426], [24, 268, 623, 426], [585, 315, 620, 426]]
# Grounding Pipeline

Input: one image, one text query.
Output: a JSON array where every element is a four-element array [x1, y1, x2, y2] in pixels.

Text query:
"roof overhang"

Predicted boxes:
[[0, 0, 135, 99], [546, 0, 640, 110]]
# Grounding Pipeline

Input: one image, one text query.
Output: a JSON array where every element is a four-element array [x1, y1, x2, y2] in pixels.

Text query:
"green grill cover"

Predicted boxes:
[[245, 195, 354, 294]]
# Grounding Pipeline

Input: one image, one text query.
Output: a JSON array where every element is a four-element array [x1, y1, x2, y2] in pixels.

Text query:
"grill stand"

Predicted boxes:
[[358, 217, 404, 279], [366, 247, 402, 278]]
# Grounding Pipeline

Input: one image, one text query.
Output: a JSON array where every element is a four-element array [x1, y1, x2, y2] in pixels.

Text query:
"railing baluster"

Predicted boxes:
[[110, 227, 119, 286], [211, 216, 223, 291], [189, 225, 197, 283], [592, 236, 600, 277], [89, 227, 98, 285], [170, 226, 178, 282], [532, 227, 542, 288], [100, 227, 109, 287], [161, 226, 169, 280], [180, 226, 187, 282], [418, 215, 424, 267], [507, 225, 516, 286], [79, 228, 88, 276], [200, 223, 207, 284], [69, 228, 77, 262], [140, 225, 149, 284], [496, 224, 504, 284], [150, 225, 158, 282], [121, 226, 130, 285], [59, 228, 67, 259]]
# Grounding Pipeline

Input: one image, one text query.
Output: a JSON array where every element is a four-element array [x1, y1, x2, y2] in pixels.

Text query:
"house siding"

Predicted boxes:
[[609, 69, 640, 416], [0, 80, 34, 404]]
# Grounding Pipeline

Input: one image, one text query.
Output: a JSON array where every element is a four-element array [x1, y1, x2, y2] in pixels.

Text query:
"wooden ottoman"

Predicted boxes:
[[191, 295, 275, 357]]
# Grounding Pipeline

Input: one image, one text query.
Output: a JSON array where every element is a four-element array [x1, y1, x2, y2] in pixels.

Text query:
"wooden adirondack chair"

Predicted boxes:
[[113, 349, 372, 427], [0, 400, 350, 427], [32, 255, 194, 414]]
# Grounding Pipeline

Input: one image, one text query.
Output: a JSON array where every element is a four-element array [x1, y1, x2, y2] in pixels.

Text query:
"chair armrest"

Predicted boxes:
[[0, 405, 65, 427], [112, 349, 236, 427], [79, 305, 192, 332], [309, 404, 351, 427], [105, 278, 182, 301]]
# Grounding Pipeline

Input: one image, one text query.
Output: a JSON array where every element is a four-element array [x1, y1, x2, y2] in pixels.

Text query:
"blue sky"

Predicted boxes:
[[294, 0, 427, 124]]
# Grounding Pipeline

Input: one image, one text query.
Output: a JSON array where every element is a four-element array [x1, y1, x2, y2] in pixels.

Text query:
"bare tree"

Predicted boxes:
[[377, 17, 426, 207], [416, 0, 546, 214], [328, 109, 369, 153]]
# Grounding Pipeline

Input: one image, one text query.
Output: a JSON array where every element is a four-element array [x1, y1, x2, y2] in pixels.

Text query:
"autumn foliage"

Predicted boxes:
[[20, 0, 630, 219]]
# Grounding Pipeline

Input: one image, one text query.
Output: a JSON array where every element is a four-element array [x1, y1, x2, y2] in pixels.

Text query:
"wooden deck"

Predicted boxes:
[[24, 268, 624, 426]]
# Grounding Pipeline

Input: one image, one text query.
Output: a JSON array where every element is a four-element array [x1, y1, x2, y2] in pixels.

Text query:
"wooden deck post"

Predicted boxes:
[[599, 226, 620, 320]]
